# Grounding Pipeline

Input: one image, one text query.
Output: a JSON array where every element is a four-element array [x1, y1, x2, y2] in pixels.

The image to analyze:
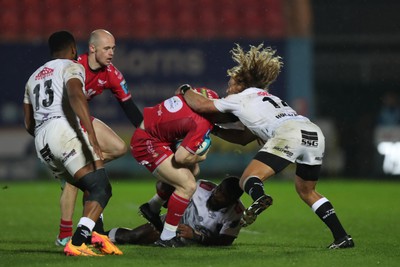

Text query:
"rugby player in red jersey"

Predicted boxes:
[[130, 87, 219, 247], [56, 29, 143, 246]]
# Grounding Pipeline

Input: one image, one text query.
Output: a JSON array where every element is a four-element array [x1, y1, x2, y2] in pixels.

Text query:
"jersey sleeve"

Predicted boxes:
[[214, 94, 241, 113], [23, 83, 31, 104], [108, 65, 132, 102], [63, 62, 85, 86]]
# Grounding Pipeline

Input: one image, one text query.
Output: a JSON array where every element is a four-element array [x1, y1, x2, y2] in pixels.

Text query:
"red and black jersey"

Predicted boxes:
[[77, 53, 132, 102]]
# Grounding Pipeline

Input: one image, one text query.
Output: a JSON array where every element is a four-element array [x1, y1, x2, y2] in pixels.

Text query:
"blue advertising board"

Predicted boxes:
[[1, 39, 285, 126]]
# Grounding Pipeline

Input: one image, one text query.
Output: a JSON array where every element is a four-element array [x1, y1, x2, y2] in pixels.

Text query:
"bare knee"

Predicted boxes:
[[174, 178, 197, 199], [295, 176, 322, 206]]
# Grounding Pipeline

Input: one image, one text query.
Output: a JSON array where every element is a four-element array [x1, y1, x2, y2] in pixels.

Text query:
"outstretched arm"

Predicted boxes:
[[177, 86, 220, 114], [213, 126, 257, 146]]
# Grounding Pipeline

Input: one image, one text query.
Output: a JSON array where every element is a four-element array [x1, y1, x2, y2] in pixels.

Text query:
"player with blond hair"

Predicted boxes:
[[179, 43, 354, 249]]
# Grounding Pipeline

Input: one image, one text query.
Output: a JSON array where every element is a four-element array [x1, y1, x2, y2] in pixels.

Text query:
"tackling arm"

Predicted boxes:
[[213, 126, 257, 146], [182, 88, 220, 114]]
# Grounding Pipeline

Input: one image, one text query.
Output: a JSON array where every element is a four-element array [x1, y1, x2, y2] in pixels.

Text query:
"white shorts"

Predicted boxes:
[[34, 118, 100, 183], [260, 120, 325, 165]]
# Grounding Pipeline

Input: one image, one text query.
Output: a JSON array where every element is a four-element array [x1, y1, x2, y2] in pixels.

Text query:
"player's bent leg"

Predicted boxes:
[[153, 156, 197, 199], [239, 158, 278, 227], [93, 118, 127, 162], [75, 168, 112, 210], [152, 157, 195, 245]]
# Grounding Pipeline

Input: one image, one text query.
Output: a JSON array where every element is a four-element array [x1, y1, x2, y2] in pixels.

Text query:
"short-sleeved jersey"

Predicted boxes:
[[181, 180, 244, 239], [77, 53, 131, 102], [214, 87, 309, 141], [143, 95, 213, 154], [24, 59, 85, 134]]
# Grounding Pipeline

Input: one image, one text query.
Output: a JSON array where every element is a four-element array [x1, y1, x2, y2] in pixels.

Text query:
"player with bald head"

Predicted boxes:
[[55, 29, 143, 247]]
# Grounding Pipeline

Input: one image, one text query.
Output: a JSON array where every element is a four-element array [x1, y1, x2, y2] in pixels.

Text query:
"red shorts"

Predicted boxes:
[[79, 116, 96, 131], [130, 128, 174, 173]]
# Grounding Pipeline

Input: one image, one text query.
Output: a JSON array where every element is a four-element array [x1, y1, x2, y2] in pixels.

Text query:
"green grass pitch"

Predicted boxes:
[[1, 178, 399, 267]]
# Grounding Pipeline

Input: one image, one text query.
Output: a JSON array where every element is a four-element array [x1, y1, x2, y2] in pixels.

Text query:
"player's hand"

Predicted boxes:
[[175, 84, 192, 95], [176, 224, 195, 239], [88, 133, 104, 160]]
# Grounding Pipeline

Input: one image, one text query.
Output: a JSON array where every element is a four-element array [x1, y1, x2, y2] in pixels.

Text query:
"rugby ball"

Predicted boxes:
[[175, 136, 212, 156]]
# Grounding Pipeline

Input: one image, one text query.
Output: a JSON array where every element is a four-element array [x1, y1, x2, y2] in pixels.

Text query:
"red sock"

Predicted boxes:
[[165, 193, 190, 226], [58, 219, 73, 239]]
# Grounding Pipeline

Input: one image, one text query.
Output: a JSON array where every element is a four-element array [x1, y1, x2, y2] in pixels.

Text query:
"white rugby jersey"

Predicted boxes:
[[214, 87, 309, 141], [181, 180, 244, 238], [24, 59, 85, 133]]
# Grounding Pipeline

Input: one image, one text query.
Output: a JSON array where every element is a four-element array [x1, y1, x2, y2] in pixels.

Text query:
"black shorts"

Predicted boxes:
[[254, 151, 321, 181]]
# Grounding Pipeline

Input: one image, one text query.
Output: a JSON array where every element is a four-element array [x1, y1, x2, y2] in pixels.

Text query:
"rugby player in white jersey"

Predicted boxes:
[[23, 31, 122, 256], [106, 176, 244, 246], [56, 29, 143, 247], [178, 44, 354, 249]]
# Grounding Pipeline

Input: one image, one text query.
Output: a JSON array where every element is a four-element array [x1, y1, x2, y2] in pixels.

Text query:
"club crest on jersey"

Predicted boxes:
[[35, 67, 54, 80], [97, 79, 107, 86], [164, 96, 183, 113], [86, 89, 96, 99]]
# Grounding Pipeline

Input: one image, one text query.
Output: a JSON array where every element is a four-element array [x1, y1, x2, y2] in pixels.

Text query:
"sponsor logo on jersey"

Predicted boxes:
[[61, 149, 77, 163], [257, 91, 270, 96], [275, 112, 297, 119], [39, 144, 54, 162], [164, 96, 183, 113], [301, 130, 318, 147], [35, 67, 54, 80], [120, 80, 129, 94], [272, 145, 293, 157]]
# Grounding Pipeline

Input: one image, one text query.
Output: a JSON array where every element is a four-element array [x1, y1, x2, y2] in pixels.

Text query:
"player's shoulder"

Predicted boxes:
[[77, 53, 88, 63], [198, 179, 217, 191], [106, 63, 125, 81]]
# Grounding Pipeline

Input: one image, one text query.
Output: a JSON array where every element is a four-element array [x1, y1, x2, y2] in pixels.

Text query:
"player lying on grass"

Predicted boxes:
[[106, 176, 244, 246]]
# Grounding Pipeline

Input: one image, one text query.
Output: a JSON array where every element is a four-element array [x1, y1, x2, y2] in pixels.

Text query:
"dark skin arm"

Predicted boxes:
[[177, 224, 236, 246], [67, 78, 103, 160], [213, 126, 257, 146], [23, 103, 35, 137]]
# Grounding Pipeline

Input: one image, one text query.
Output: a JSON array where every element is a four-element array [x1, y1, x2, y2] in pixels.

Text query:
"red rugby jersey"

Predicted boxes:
[[77, 53, 132, 102]]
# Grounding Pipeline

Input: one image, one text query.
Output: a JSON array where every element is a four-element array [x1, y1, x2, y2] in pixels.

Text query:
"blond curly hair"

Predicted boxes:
[[227, 43, 283, 90]]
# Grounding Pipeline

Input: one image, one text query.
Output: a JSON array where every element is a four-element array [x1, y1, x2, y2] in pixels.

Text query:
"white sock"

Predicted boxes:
[[77, 217, 95, 232], [160, 222, 177, 240]]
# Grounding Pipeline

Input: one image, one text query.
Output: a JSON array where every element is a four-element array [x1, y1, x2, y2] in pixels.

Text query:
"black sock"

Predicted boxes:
[[93, 217, 104, 234], [314, 201, 347, 240], [243, 176, 265, 201], [71, 225, 91, 246]]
